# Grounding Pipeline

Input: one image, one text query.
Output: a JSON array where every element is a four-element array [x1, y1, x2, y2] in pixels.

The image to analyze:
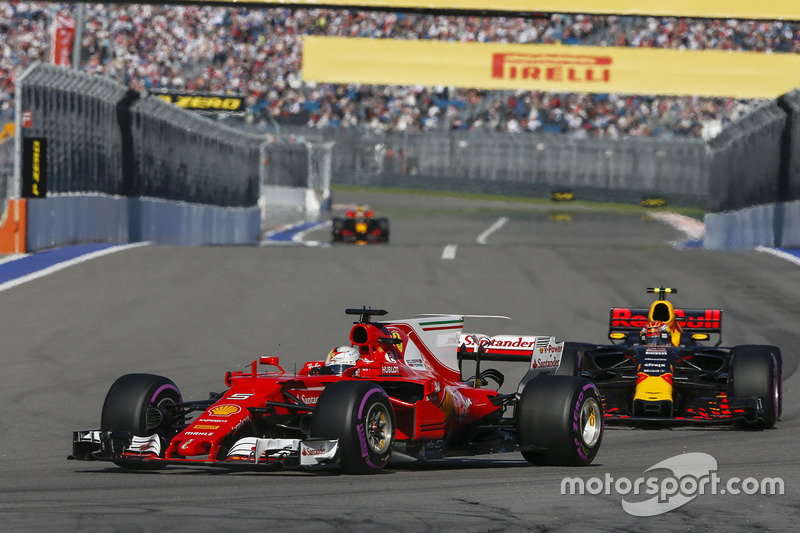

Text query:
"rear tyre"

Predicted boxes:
[[377, 218, 390, 243], [516, 376, 603, 466], [331, 218, 344, 242], [310, 381, 395, 474], [101, 373, 183, 469], [729, 346, 781, 429]]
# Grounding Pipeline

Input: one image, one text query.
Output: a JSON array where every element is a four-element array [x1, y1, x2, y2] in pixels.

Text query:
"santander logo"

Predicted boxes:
[[531, 357, 560, 369]]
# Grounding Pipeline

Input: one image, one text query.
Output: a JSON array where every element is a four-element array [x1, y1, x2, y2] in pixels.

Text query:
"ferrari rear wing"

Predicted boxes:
[[458, 334, 564, 363]]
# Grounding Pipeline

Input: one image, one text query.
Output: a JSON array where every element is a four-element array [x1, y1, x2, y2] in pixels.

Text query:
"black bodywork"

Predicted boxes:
[[579, 338, 753, 423], [331, 215, 389, 244], [567, 294, 782, 428]]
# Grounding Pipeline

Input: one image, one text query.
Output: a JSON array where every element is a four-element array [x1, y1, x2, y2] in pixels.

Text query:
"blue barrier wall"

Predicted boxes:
[[26, 195, 260, 250], [131, 197, 260, 246], [704, 205, 776, 250]]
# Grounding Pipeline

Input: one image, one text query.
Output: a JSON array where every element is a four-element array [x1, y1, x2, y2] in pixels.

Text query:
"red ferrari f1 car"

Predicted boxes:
[[331, 206, 389, 244], [559, 287, 782, 429], [69, 308, 603, 474]]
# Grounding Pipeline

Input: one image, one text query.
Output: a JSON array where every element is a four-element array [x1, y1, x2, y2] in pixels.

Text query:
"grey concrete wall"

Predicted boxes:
[[780, 200, 800, 247], [704, 204, 776, 250], [26, 194, 260, 251], [704, 199, 800, 250], [26, 195, 130, 250], [132, 197, 260, 246]]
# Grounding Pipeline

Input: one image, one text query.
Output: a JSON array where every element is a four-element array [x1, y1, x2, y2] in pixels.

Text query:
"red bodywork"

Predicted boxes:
[[71, 310, 607, 471], [168, 317, 499, 457], [74, 313, 509, 468]]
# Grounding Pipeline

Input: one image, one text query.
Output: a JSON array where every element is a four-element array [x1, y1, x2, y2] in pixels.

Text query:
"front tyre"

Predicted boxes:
[[729, 346, 781, 429], [516, 376, 603, 466], [310, 381, 395, 474], [100, 373, 183, 469]]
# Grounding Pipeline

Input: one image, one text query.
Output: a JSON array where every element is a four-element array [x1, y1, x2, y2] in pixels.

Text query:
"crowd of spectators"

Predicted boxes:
[[609, 17, 800, 53], [1, 3, 797, 139]]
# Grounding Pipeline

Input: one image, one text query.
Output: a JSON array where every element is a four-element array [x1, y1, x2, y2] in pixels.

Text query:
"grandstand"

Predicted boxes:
[[1, 1, 798, 254], [2, 3, 796, 139]]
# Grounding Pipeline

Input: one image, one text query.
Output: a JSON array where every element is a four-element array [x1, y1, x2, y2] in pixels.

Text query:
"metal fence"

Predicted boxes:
[[260, 141, 309, 189], [16, 63, 129, 196], [128, 95, 262, 207], [279, 126, 709, 208], [13, 64, 276, 208], [778, 90, 800, 203], [707, 101, 786, 213], [7, 64, 796, 217]]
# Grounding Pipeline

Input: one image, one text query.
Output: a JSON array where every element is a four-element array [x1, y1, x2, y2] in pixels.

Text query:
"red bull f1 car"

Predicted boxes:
[[560, 287, 782, 429], [331, 206, 389, 244], [69, 308, 603, 474]]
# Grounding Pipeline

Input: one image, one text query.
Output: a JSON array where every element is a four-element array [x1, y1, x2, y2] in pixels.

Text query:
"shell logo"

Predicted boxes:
[[208, 404, 240, 416]]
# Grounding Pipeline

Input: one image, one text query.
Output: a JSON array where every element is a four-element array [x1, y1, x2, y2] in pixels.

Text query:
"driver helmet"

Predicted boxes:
[[641, 321, 670, 346], [325, 345, 360, 375]]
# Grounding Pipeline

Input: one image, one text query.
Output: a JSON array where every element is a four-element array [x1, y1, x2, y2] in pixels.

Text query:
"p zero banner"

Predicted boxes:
[[175, 1, 800, 21], [21, 138, 47, 198], [302, 36, 800, 99], [151, 91, 246, 114]]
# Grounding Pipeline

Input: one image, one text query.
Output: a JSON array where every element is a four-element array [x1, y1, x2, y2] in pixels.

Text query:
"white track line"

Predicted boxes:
[[293, 220, 330, 244], [756, 246, 800, 267], [648, 212, 705, 240], [0, 254, 29, 265], [477, 217, 508, 245], [441, 244, 458, 260], [0, 242, 150, 293]]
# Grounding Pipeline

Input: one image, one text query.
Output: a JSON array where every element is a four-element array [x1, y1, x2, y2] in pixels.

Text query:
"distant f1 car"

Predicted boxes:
[[331, 206, 389, 244], [559, 287, 782, 429], [69, 308, 603, 474]]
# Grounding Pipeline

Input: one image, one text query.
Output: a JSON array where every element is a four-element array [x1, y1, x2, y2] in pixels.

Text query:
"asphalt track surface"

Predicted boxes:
[[1, 190, 799, 532]]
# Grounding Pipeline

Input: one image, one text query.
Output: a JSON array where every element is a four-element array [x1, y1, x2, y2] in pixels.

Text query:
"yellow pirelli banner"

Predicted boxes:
[[187, 1, 800, 21], [302, 36, 800, 99]]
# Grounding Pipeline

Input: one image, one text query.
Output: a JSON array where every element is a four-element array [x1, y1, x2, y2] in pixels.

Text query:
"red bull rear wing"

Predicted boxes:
[[609, 307, 723, 343]]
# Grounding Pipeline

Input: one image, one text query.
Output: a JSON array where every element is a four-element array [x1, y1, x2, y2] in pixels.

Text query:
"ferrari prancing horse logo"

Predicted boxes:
[[391, 330, 404, 354]]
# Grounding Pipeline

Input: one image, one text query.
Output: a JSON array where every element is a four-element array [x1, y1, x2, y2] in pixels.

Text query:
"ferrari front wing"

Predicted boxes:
[[69, 430, 339, 469]]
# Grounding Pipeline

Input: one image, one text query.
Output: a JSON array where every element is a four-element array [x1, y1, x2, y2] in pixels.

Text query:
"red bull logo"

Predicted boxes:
[[611, 308, 721, 330]]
